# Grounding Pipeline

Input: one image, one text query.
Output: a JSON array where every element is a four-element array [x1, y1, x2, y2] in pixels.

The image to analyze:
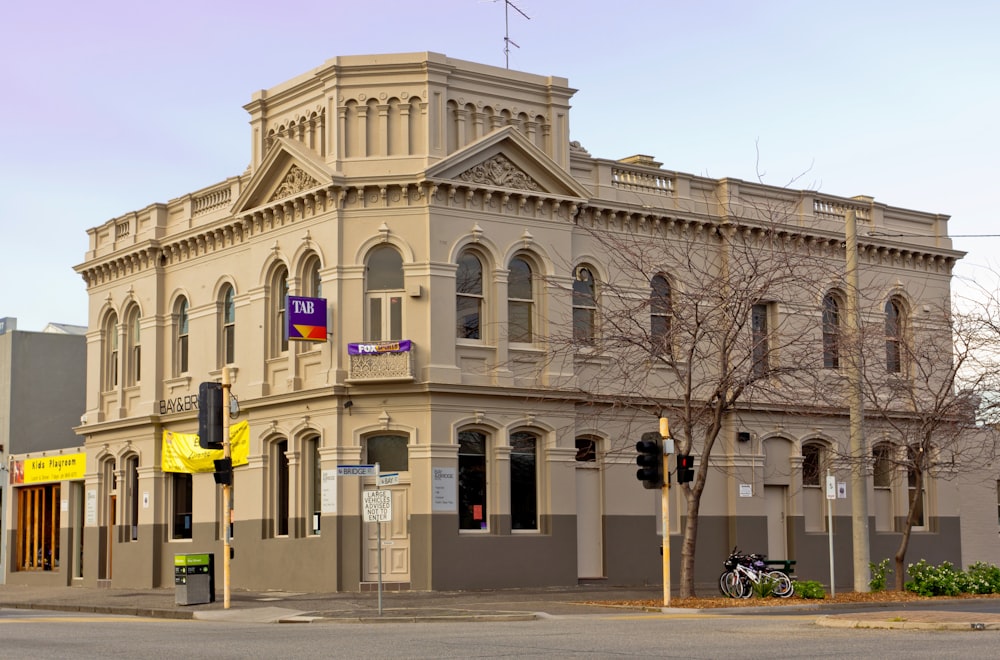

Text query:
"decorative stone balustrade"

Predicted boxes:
[[611, 167, 674, 195], [347, 348, 415, 382]]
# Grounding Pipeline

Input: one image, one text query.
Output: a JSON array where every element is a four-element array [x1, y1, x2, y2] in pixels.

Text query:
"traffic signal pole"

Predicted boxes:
[[659, 417, 671, 608], [222, 366, 232, 609]]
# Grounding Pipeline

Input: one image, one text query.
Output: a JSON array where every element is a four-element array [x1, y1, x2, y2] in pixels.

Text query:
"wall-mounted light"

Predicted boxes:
[[344, 400, 353, 415]]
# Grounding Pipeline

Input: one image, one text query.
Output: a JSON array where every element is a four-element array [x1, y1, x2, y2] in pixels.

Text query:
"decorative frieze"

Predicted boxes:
[[458, 154, 541, 192]]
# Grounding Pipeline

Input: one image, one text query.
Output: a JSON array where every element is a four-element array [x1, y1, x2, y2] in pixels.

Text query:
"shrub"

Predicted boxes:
[[960, 562, 1000, 595], [793, 580, 826, 599], [869, 558, 892, 592], [751, 574, 776, 598], [905, 560, 962, 596]]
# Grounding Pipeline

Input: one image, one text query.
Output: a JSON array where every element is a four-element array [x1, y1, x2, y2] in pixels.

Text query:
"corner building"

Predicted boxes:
[[73, 52, 985, 593]]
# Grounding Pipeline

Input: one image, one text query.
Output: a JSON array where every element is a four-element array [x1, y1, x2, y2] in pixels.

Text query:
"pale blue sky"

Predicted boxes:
[[2, 0, 997, 329]]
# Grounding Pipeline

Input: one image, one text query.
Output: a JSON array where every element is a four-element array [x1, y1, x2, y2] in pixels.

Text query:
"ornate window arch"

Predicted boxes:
[[456, 249, 485, 340], [365, 245, 404, 341], [508, 255, 535, 343]]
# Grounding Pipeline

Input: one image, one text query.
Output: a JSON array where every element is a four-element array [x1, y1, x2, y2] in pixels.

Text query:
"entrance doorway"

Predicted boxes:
[[576, 466, 603, 578], [363, 484, 411, 584], [764, 485, 787, 560]]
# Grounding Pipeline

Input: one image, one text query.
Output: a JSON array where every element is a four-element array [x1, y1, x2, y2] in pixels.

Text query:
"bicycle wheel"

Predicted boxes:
[[721, 571, 742, 598], [719, 571, 732, 597], [769, 570, 794, 598], [738, 573, 753, 599]]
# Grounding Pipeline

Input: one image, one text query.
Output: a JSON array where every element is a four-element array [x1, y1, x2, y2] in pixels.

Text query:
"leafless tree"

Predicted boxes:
[[547, 189, 841, 597]]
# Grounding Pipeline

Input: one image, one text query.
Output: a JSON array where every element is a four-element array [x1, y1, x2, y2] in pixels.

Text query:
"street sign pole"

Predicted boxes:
[[375, 462, 383, 616], [826, 470, 836, 597]]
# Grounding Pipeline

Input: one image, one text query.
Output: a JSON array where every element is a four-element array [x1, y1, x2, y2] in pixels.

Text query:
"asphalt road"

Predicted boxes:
[[4, 607, 1000, 659]]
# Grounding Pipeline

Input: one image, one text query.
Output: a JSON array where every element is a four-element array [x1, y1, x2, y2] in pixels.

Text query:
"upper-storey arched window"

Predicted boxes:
[[125, 306, 141, 386], [103, 311, 119, 391], [885, 298, 904, 373], [365, 245, 404, 341], [822, 292, 842, 369], [304, 255, 322, 298], [220, 285, 236, 367], [456, 250, 484, 340], [175, 298, 189, 376], [802, 442, 825, 487], [573, 265, 598, 344], [650, 273, 672, 357], [270, 266, 289, 356], [508, 257, 534, 344]]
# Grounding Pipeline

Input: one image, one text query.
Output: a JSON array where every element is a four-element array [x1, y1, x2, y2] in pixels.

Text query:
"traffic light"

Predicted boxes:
[[635, 431, 664, 489], [198, 382, 224, 449], [676, 453, 695, 484], [213, 457, 233, 485]]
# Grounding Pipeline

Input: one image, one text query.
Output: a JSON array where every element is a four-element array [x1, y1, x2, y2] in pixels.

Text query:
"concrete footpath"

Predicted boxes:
[[3, 582, 1000, 629]]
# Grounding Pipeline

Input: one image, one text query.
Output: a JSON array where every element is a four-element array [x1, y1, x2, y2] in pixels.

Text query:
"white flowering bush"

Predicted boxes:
[[905, 560, 1000, 596]]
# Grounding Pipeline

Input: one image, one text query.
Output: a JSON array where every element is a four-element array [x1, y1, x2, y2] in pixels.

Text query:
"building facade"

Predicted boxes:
[[58, 52, 996, 594], [1, 318, 86, 583]]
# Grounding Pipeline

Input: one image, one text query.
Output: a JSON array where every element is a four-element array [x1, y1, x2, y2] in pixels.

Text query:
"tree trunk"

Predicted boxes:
[[679, 484, 703, 598]]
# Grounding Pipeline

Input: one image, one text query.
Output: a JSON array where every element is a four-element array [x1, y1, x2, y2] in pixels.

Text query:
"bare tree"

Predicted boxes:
[[855, 293, 999, 591], [548, 189, 840, 597]]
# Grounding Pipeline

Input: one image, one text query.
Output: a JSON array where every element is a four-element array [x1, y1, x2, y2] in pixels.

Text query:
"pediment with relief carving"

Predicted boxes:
[[457, 154, 541, 192], [269, 165, 322, 202]]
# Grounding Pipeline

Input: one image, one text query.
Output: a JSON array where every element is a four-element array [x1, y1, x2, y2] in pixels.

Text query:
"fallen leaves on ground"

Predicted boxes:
[[585, 591, 1000, 610]]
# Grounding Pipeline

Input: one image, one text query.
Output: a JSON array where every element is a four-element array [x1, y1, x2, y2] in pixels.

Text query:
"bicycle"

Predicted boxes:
[[719, 547, 794, 599]]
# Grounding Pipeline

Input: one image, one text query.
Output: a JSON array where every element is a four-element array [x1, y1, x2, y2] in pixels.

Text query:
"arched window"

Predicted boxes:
[[272, 439, 290, 536], [510, 431, 538, 531], [802, 443, 824, 487], [125, 307, 141, 386], [220, 285, 236, 366], [304, 436, 321, 535], [365, 246, 404, 341], [573, 266, 597, 344], [456, 250, 484, 340], [650, 273, 672, 357], [751, 302, 771, 378], [822, 293, 841, 369], [175, 298, 189, 376], [458, 430, 488, 531], [305, 255, 322, 298], [885, 298, 904, 373], [508, 257, 534, 343], [124, 455, 139, 541], [366, 434, 409, 472], [270, 266, 289, 356], [103, 311, 119, 391], [873, 443, 894, 489]]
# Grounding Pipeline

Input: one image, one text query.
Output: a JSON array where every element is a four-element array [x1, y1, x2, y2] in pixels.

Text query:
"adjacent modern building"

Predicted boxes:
[[8, 52, 995, 593], [1, 318, 86, 583]]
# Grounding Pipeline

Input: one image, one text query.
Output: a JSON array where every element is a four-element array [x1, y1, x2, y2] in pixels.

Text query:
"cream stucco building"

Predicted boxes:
[[9, 52, 994, 593]]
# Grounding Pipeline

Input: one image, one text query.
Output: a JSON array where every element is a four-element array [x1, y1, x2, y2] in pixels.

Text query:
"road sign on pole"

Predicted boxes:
[[363, 489, 392, 522], [338, 464, 377, 477], [378, 472, 400, 487]]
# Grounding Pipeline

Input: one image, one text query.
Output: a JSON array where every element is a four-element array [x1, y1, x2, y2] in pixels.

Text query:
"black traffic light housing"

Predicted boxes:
[[635, 431, 664, 489], [676, 453, 695, 483], [213, 457, 233, 485], [198, 381, 224, 449]]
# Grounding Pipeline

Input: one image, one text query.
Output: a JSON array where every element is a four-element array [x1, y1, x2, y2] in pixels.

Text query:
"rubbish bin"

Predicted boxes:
[[174, 553, 215, 605]]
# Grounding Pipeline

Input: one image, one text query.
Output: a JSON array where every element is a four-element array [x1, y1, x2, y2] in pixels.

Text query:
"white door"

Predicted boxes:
[[576, 467, 603, 578], [764, 485, 787, 559], [364, 484, 411, 583]]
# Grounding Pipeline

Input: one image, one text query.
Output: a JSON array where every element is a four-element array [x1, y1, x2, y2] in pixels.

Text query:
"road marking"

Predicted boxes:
[[0, 615, 165, 624]]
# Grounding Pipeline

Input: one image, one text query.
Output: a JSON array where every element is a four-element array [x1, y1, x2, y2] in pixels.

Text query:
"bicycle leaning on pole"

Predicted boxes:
[[718, 547, 794, 599]]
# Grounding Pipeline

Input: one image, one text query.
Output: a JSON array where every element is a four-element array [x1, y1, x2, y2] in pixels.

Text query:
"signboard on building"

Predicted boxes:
[[432, 467, 457, 512], [286, 295, 327, 342], [337, 464, 377, 477], [348, 340, 412, 355], [10, 452, 86, 484]]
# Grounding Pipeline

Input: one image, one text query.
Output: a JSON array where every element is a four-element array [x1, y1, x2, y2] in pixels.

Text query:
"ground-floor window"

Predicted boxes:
[[172, 473, 192, 540], [510, 431, 538, 531], [458, 430, 487, 531], [16, 484, 60, 571]]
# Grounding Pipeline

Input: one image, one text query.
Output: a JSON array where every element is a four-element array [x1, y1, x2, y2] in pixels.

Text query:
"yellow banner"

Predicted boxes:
[[13, 452, 86, 484], [162, 421, 249, 473]]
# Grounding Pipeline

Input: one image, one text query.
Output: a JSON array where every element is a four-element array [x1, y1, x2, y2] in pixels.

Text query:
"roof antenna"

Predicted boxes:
[[501, 0, 530, 69]]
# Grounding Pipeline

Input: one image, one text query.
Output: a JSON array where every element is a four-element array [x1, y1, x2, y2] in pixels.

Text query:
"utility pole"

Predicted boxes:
[[845, 210, 871, 591], [660, 417, 671, 607], [222, 366, 233, 609]]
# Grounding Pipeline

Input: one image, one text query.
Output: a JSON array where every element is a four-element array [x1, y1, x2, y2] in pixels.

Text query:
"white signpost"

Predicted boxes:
[[826, 472, 837, 597]]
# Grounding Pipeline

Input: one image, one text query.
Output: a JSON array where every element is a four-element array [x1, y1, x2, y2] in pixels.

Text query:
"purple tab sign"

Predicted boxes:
[[287, 296, 327, 342], [348, 340, 412, 355]]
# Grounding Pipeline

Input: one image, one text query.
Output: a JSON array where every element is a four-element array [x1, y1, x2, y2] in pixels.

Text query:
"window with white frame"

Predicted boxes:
[[365, 246, 404, 341], [221, 285, 236, 366], [175, 298, 189, 376], [507, 257, 534, 343], [822, 292, 841, 369], [125, 307, 141, 386], [271, 266, 289, 356], [103, 311, 119, 391], [650, 273, 672, 357], [458, 430, 488, 531], [573, 265, 597, 344], [751, 302, 771, 378], [456, 250, 484, 340], [510, 431, 538, 531], [885, 298, 904, 373]]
